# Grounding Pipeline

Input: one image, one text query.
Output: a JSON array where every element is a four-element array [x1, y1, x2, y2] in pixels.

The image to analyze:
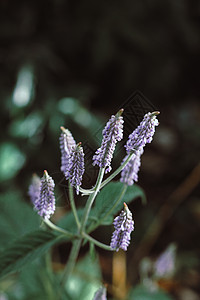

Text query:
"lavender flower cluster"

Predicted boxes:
[[28, 173, 41, 206], [65, 142, 85, 194], [120, 147, 144, 186], [110, 203, 134, 251], [120, 111, 159, 186], [154, 244, 176, 278], [93, 109, 124, 173], [29, 170, 56, 220], [59, 126, 76, 173]]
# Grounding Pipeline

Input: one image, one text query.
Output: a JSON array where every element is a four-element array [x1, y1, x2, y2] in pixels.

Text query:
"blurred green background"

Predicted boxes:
[[0, 0, 200, 299]]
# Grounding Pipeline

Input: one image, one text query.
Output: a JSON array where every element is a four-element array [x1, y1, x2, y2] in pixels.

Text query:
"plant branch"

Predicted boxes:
[[80, 167, 105, 233], [68, 181, 80, 230], [82, 232, 112, 251], [79, 187, 94, 195], [44, 219, 73, 237]]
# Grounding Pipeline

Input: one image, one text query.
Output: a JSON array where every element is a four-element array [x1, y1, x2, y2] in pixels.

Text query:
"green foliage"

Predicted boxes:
[[65, 253, 102, 300], [57, 208, 84, 233], [9, 111, 44, 138], [88, 181, 145, 231], [0, 191, 40, 249], [128, 284, 173, 300], [16, 260, 54, 300], [0, 143, 26, 182], [0, 230, 63, 279]]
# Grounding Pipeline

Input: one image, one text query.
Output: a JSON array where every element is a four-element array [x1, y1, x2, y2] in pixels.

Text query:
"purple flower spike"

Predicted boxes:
[[93, 109, 124, 173], [110, 203, 134, 251], [34, 170, 56, 220], [60, 126, 76, 173], [120, 111, 159, 186], [65, 142, 85, 194], [28, 174, 41, 205], [93, 287, 107, 300], [154, 244, 176, 278], [125, 111, 160, 153], [120, 147, 144, 185]]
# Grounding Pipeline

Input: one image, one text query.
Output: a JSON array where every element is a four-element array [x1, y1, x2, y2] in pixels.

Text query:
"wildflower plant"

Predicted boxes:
[[0, 108, 159, 299]]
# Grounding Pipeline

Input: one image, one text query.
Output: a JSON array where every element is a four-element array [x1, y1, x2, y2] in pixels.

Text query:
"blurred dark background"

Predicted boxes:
[[0, 0, 200, 299]]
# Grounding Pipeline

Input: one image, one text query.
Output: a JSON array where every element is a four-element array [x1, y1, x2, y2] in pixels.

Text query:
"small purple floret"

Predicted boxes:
[[28, 174, 41, 205], [110, 203, 134, 251], [60, 126, 76, 174], [65, 142, 85, 194], [93, 109, 124, 173], [34, 170, 56, 220]]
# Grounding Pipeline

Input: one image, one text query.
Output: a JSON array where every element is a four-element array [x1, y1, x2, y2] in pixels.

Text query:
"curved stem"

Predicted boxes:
[[82, 232, 113, 251], [100, 151, 136, 189], [68, 181, 80, 230], [79, 187, 94, 195], [44, 219, 73, 237], [80, 168, 105, 233]]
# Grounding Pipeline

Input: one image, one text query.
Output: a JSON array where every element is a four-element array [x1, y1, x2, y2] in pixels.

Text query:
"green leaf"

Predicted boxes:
[[88, 182, 145, 230], [128, 284, 173, 300], [0, 191, 40, 249], [66, 253, 102, 300], [57, 208, 84, 233], [0, 230, 64, 279], [9, 111, 44, 138], [0, 143, 26, 181], [18, 256, 64, 300]]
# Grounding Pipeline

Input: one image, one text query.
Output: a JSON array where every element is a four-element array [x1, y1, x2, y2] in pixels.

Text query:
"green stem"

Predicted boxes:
[[100, 151, 136, 189], [61, 239, 82, 287], [60, 168, 105, 288], [87, 184, 128, 234], [80, 168, 105, 233], [44, 219, 73, 237], [82, 232, 112, 251], [79, 187, 94, 195], [68, 181, 80, 230], [45, 251, 53, 278]]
